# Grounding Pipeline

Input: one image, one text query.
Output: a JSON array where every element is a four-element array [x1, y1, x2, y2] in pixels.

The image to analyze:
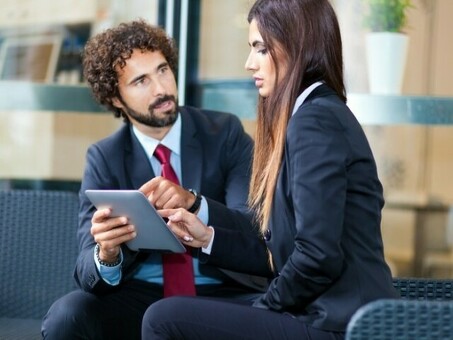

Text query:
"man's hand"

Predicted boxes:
[[90, 208, 136, 263], [139, 176, 196, 210]]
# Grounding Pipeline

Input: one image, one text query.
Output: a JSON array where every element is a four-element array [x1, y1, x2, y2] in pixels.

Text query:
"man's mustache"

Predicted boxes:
[[149, 95, 177, 111]]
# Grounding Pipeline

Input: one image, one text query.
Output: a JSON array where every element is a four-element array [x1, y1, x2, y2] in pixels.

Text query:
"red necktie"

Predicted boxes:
[[154, 144, 196, 297]]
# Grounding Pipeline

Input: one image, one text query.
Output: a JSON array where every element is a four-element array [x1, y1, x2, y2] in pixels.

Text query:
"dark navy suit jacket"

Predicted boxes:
[[202, 85, 399, 332], [74, 106, 266, 293]]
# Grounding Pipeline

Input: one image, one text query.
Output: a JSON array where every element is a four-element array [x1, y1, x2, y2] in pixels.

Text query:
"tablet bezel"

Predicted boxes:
[[85, 189, 186, 253]]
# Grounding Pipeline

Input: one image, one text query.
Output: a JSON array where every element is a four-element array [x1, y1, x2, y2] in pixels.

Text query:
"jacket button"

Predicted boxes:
[[264, 229, 271, 241]]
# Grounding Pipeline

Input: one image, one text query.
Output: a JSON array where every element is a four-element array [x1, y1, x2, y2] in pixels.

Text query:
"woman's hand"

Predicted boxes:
[[159, 208, 213, 248]]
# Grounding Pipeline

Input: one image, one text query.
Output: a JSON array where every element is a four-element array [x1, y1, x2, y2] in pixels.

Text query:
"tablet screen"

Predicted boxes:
[[85, 190, 186, 253]]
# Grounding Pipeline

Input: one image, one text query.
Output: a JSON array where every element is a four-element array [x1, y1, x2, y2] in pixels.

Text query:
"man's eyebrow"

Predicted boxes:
[[156, 61, 169, 70], [129, 74, 146, 85], [127, 62, 169, 85]]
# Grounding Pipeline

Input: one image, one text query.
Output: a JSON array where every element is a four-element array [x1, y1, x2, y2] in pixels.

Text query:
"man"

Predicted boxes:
[[42, 20, 266, 339]]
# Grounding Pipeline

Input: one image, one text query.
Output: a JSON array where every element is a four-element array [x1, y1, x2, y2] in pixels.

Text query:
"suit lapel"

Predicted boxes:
[[179, 108, 202, 190], [124, 125, 156, 189]]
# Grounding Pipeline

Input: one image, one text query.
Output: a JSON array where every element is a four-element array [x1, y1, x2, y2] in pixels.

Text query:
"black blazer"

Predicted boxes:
[[74, 106, 265, 293], [203, 85, 399, 332]]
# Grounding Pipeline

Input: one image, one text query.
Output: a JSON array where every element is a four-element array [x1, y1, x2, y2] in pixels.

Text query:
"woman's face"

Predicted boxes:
[[245, 19, 281, 98]]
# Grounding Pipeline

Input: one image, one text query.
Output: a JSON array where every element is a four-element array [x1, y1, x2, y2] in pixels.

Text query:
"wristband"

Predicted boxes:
[[95, 243, 121, 267], [187, 189, 202, 213]]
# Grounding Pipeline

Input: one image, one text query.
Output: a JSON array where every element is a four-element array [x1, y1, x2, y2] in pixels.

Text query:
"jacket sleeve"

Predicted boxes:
[[205, 114, 256, 233], [198, 225, 272, 277], [74, 144, 140, 293]]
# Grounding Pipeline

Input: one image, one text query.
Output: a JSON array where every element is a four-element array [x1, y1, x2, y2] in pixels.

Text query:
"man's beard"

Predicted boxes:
[[122, 95, 178, 127]]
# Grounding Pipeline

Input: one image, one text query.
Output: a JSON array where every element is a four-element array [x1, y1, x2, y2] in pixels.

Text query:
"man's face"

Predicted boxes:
[[113, 49, 178, 128]]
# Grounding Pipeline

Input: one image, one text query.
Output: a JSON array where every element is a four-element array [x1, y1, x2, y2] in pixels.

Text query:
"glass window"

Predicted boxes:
[[0, 0, 159, 189]]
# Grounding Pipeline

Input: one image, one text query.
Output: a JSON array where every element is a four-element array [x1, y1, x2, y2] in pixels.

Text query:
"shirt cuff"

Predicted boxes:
[[201, 226, 215, 255], [196, 196, 209, 224], [94, 247, 123, 285]]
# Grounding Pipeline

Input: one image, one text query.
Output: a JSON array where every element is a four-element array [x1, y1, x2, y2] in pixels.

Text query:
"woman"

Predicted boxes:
[[142, 0, 398, 338]]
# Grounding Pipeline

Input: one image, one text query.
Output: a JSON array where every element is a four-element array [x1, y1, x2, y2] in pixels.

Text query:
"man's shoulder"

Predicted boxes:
[[90, 123, 130, 155], [95, 123, 129, 145]]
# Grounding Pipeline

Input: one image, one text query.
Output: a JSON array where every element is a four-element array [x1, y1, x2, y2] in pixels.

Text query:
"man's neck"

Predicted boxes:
[[131, 121, 172, 141]]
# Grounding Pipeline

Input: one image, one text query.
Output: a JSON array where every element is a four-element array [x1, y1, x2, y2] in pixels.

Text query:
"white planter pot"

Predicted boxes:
[[366, 32, 409, 95]]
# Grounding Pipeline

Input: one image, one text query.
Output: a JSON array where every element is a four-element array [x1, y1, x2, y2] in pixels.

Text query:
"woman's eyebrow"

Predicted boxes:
[[250, 40, 265, 47]]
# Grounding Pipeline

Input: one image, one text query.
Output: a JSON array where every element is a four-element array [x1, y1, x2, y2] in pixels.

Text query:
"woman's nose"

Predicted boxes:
[[244, 53, 256, 71]]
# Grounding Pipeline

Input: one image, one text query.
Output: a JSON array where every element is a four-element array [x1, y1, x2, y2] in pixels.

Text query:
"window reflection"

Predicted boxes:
[[0, 0, 159, 84]]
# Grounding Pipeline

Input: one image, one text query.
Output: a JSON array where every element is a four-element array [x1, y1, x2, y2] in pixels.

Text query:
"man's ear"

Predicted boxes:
[[112, 97, 123, 109]]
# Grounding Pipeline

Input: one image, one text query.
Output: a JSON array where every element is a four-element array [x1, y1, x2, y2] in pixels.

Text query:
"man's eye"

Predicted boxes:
[[134, 77, 147, 86]]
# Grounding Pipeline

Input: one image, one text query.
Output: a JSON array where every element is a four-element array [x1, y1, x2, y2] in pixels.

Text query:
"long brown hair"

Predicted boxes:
[[247, 0, 346, 234]]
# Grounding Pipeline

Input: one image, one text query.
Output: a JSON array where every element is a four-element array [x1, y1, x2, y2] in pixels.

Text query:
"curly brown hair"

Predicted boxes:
[[83, 20, 178, 118]]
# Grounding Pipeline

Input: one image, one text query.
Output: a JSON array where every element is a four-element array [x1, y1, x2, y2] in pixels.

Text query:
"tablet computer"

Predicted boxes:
[[85, 190, 186, 253]]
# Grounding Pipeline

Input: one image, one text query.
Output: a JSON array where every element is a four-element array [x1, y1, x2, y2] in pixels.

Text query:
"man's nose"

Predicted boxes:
[[152, 79, 165, 96]]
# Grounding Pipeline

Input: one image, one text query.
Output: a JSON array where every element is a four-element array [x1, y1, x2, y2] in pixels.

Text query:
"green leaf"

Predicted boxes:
[[362, 0, 414, 32]]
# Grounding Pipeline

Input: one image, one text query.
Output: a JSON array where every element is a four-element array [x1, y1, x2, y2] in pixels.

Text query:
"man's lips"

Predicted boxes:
[[153, 100, 173, 110]]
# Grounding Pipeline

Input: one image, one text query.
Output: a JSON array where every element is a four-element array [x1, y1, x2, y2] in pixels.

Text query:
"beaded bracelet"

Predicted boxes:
[[95, 243, 121, 267]]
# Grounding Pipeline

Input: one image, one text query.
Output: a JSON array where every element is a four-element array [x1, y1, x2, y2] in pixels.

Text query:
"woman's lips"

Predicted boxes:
[[254, 78, 263, 87]]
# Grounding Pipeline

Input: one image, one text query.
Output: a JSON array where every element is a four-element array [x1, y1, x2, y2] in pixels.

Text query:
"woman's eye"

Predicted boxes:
[[258, 48, 268, 55]]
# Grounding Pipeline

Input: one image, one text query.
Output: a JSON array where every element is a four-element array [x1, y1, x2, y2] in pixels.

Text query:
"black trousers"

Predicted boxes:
[[142, 296, 345, 340], [41, 279, 260, 340]]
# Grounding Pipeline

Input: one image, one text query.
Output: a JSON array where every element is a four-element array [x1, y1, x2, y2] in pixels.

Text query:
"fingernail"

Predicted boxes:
[[183, 235, 193, 242]]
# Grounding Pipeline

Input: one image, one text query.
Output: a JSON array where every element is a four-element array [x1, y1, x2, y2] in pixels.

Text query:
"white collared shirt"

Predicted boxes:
[[291, 81, 323, 116]]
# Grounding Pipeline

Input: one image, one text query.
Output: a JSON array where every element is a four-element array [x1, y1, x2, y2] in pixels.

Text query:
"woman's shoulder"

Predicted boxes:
[[291, 88, 359, 133]]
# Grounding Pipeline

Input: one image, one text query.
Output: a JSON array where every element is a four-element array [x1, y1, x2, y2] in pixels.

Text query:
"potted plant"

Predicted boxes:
[[364, 0, 413, 33], [362, 0, 414, 94]]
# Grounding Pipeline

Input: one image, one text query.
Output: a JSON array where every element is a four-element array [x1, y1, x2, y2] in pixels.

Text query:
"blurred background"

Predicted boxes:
[[0, 0, 452, 278]]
